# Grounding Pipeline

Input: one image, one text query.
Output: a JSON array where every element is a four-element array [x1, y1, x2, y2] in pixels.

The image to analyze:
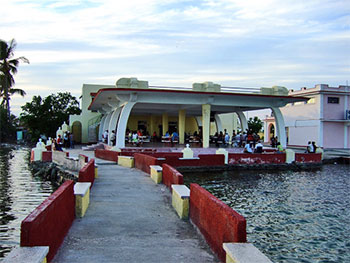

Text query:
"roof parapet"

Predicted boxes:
[[116, 77, 149, 89], [260, 86, 288, 96], [192, 81, 221, 92]]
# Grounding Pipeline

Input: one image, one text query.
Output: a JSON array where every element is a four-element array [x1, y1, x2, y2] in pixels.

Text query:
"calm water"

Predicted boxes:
[[0, 145, 54, 259], [183, 165, 350, 263]]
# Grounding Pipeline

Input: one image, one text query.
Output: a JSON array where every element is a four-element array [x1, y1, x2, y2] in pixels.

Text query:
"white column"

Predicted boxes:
[[202, 104, 211, 148], [236, 111, 248, 132], [344, 87, 349, 148], [162, 113, 169, 136], [179, 109, 186, 144], [115, 102, 136, 148], [319, 92, 324, 147], [98, 115, 107, 141], [103, 111, 113, 136], [214, 114, 223, 133], [108, 107, 122, 145], [271, 107, 287, 148], [264, 120, 269, 143]]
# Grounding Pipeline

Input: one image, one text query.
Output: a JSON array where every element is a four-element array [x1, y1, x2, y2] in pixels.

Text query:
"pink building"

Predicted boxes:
[[279, 84, 350, 149]]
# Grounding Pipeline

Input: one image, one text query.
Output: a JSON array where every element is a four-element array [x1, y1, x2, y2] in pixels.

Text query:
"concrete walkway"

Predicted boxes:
[[53, 153, 217, 262]]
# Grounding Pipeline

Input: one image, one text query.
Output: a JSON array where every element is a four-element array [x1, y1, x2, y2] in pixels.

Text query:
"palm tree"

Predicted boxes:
[[0, 39, 29, 120]]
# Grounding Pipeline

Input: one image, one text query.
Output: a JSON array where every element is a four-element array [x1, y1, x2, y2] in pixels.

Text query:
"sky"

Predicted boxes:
[[1, 0, 349, 117]]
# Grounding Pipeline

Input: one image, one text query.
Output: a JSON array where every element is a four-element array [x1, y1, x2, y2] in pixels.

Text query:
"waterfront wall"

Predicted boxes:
[[79, 159, 95, 186], [42, 151, 52, 162], [95, 149, 119, 162], [228, 153, 286, 164], [189, 183, 247, 262], [134, 153, 162, 174], [133, 152, 224, 173], [295, 153, 322, 163], [20, 180, 75, 262], [162, 154, 225, 168], [162, 164, 184, 189]]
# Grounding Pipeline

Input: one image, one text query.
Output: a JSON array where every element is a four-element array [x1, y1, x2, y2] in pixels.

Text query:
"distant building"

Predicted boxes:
[[265, 84, 350, 149]]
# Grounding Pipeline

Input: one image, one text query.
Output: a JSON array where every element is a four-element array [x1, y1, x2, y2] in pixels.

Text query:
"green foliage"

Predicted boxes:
[[248, 116, 263, 134], [0, 105, 17, 142], [0, 39, 29, 120], [20, 92, 81, 140]]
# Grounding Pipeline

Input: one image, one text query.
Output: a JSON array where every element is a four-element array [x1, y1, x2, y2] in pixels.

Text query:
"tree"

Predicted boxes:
[[0, 39, 29, 120], [248, 116, 263, 134], [20, 92, 81, 140], [0, 104, 18, 142]]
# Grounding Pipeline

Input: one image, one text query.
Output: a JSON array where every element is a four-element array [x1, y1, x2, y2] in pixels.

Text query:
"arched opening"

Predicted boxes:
[[71, 121, 82, 144]]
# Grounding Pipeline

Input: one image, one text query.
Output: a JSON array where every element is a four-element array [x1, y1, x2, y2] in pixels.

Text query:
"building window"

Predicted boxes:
[[328, 97, 339, 104]]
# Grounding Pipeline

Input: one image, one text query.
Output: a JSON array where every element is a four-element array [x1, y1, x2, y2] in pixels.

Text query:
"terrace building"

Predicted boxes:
[[69, 77, 307, 148]]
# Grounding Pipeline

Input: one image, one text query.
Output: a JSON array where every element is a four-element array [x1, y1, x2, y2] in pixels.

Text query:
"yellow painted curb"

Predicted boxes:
[[118, 156, 135, 168]]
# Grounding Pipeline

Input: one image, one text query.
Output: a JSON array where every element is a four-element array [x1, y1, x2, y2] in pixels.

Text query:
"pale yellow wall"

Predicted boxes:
[[210, 122, 217, 135], [126, 115, 199, 135], [69, 84, 113, 143], [185, 117, 198, 134], [127, 115, 163, 134]]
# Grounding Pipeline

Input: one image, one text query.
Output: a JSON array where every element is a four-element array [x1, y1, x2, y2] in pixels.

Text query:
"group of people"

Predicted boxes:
[[243, 140, 264, 153], [52, 131, 74, 151], [306, 141, 318, 153], [212, 129, 262, 148]]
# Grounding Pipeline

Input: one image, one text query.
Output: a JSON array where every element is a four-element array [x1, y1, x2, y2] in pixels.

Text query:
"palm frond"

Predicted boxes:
[[9, 88, 26, 97]]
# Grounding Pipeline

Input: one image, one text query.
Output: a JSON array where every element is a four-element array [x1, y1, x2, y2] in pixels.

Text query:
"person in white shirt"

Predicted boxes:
[[244, 142, 253, 153], [255, 141, 263, 153]]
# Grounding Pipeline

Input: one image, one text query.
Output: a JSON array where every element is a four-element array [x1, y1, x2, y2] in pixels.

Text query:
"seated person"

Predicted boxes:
[[171, 131, 179, 145], [244, 142, 253, 153], [276, 142, 284, 153], [132, 131, 139, 146], [53, 139, 63, 151], [254, 141, 263, 153], [306, 141, 313, 153]]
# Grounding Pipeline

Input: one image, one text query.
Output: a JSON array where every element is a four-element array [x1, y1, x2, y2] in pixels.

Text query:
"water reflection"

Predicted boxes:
[[183, 165, 350, 263], [0, 146, 54, 258]]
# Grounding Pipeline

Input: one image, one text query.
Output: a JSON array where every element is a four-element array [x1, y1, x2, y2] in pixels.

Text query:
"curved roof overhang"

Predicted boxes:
[[88, 88, 309, 116]]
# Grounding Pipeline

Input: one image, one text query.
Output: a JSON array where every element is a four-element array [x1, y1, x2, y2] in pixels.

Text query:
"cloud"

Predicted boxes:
[[1, 0, 349, 117]]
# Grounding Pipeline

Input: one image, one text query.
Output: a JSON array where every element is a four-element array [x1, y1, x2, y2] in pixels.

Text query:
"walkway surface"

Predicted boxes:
[[53, 150, 217, 263]]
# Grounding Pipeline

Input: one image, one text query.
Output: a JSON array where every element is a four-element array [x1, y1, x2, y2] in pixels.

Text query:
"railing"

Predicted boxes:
[[221, 86, 261, 94], [87, 114, 102, 142], [149, 85, 261, 94], [88, 114, 102, 127]]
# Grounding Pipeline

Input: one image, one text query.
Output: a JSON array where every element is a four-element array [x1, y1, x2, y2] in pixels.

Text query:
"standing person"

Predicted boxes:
[[239, 133, 244, 147], [271, 136, 276, 148], [63, 132, 69, 148], [110, 130, 116, 146], [152, 131, 157, 142], [224, 132, 230, 147], [69, 132, 74, 149], [57, 135, 63, 148], [103, 130, 108, 143], [232, 130, 236, 146]]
